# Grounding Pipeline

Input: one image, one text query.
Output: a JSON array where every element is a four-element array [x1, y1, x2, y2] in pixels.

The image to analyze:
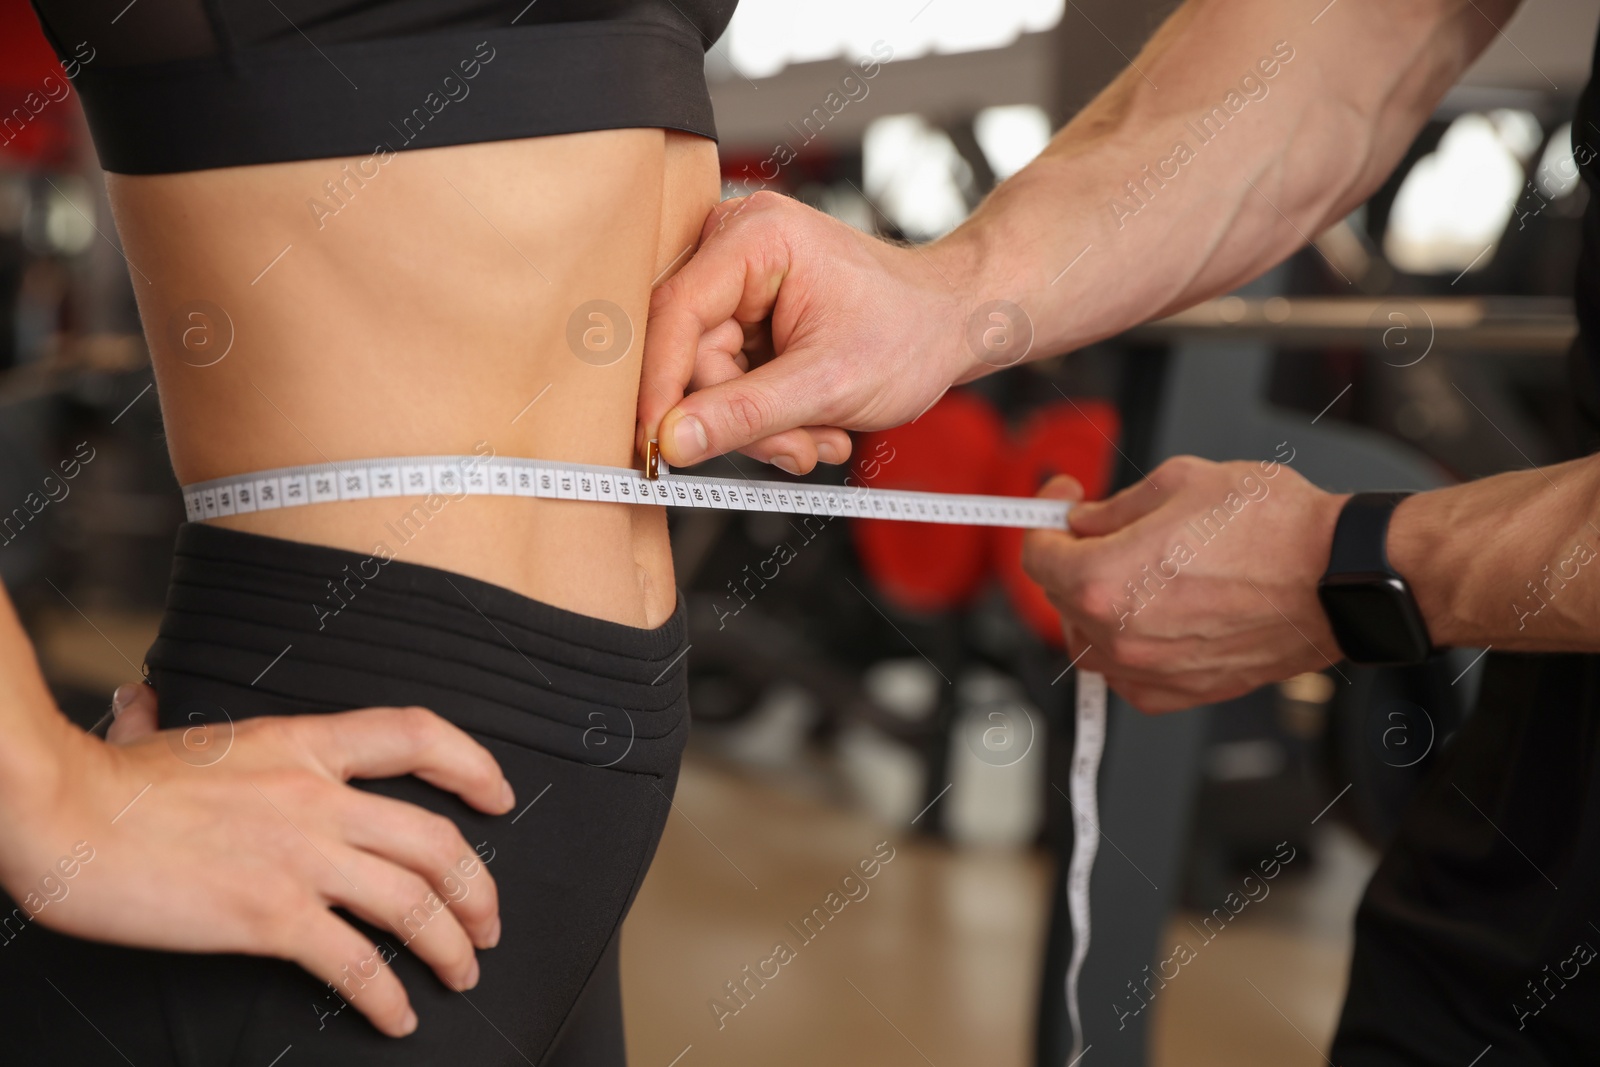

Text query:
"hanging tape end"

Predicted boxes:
[[645, 439, 664, 481]]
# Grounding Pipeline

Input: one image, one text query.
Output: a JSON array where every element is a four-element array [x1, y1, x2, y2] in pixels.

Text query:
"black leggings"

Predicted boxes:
[[0, 524, 689, 1066]]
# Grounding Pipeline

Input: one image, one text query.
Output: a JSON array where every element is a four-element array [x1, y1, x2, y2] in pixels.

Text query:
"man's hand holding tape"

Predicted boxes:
[[640, 0, 1600, 693]]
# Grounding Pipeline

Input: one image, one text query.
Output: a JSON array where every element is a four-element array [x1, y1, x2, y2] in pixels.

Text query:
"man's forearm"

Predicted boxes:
[[1389, 457, 1600, 651], [941, 0, 1519, 362]]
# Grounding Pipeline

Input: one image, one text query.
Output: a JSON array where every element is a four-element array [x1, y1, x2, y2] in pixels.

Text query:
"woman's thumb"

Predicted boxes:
[[106, 682, 159, 744]]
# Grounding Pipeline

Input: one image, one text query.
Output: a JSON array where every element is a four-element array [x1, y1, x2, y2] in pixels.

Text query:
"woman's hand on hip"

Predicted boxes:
[[639, 191, 985, 473], [5, 687, 515, 1038]]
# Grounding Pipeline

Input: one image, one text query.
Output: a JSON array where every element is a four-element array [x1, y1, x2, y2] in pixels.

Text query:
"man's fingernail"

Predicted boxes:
[[672, 415, 708, 462], [499, 780, 515, 811], [399, 1008, 419, 1035], [111, 684, 138, 717], [816, 442, 842, 465], [773, 455, 800, 476], [486, 917, 502, 949], [463, 959, 481, 990]]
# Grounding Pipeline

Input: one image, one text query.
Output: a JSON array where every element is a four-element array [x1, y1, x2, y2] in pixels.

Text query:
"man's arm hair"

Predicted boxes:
[[958, 0, 1600, 652], [1390, 456, 1600, 651], [948, 0, 1524, 358]]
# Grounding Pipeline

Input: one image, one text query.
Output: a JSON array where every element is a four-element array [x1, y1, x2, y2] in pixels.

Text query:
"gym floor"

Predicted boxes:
[[621, 750, 1376, 1067]]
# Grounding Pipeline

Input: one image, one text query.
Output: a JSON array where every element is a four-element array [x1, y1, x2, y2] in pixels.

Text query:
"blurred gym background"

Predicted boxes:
[[3, 1, 1596, 1064]]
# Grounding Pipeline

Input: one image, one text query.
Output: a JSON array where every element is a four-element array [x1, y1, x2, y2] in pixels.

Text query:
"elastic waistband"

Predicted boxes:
[[145, 524, 688, 776]]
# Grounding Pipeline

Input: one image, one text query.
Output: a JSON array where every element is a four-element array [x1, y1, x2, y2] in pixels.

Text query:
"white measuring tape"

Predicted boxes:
[[1066, 668, 1106, 1064], [179, 449, 1107, 1062], [179, 453, 1073, 529]]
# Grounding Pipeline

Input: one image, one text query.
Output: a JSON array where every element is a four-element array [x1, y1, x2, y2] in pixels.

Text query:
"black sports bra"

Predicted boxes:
[[27, 0, 737, 175]]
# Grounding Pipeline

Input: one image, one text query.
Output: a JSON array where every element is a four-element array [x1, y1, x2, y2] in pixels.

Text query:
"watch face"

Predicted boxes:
[[1318, 575, 1433, 665]]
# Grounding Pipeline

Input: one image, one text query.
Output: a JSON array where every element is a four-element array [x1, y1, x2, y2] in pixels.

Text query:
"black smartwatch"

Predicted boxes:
[[1316, 492, 1435, 666]]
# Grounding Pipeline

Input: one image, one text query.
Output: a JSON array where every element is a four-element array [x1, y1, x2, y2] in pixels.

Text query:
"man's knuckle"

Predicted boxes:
[[747, 189, 789, 212], [1154, 456, 1187, 477], [724, 391, 770, 439], [1074, 582, 1112, 620], [1117, 685, 1153, 714], [1116, 641, 1158, 672]]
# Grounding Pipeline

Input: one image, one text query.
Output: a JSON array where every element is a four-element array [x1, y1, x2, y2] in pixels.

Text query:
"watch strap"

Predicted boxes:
[[1325, 491, 1412, 576]]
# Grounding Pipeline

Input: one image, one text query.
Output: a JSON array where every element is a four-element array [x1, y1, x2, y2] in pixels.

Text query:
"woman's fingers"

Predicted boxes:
[[292, 707, 514, 816], [62, 703, 518, 1040], [339, 789, 501, 950], [328, 847, 482, 995], [270, 774, 490, 1024], [297, 709, 505, 966], [282, 907, 418, 1037], [106, 682, 158, 744]]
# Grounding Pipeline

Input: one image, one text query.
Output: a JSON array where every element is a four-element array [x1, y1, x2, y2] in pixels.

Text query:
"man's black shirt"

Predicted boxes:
[[1332, 36, 1600, 1064]]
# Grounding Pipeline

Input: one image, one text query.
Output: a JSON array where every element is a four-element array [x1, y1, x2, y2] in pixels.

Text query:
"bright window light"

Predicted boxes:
[[1384, 113, 1522, 276], [40, 176, 95, 255], [974, 105, 1052, 180], [1536, 122, 1581, 200], [863, 114, 972, 240], [1488, 108, 1542, 163], [724, 0, 1064, 80]]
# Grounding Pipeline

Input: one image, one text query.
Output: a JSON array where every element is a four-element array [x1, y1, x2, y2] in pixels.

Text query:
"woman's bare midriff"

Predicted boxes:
[[108, 130, 718, 629]]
